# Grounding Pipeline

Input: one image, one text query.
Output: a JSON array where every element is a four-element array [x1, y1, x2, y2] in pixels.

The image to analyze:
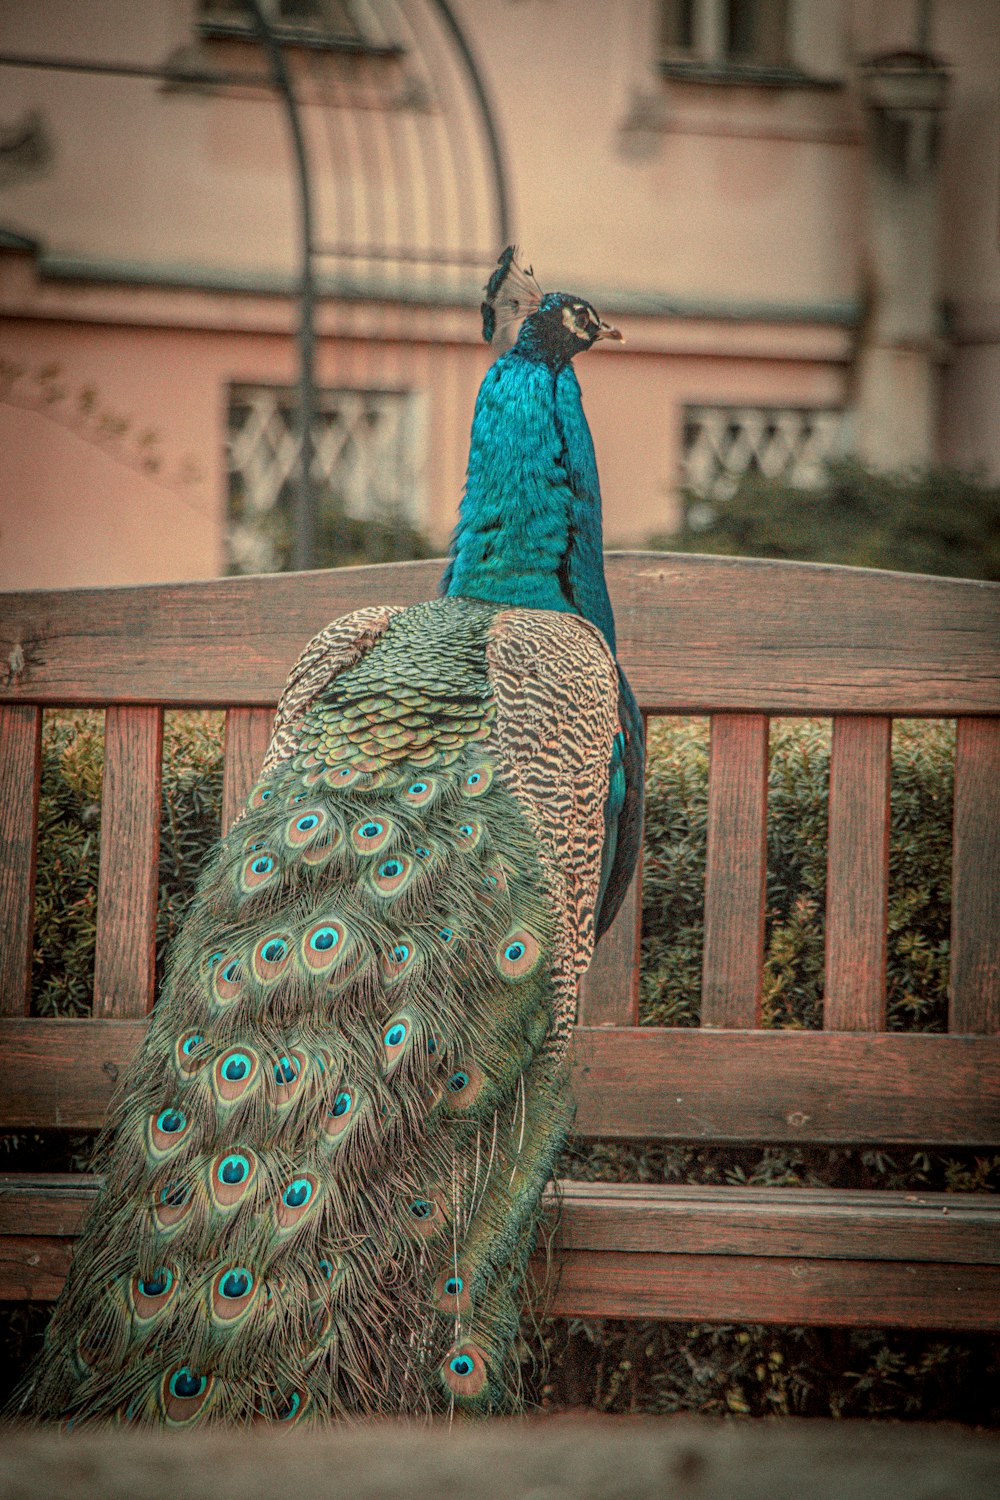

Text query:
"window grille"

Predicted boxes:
[[225, 384, 427, 574], [682, 404, 847, 502], [660, 0, 789, 72], [199, 0, 363, 48]]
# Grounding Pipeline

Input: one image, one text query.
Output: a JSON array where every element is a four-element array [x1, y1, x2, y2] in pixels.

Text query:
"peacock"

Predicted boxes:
[[13, 247, 644, 1427]]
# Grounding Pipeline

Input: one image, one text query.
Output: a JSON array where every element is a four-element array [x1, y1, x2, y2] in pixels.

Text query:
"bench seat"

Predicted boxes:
[[3, 1174, 997, 1331], [1, 554, 997, 1339]]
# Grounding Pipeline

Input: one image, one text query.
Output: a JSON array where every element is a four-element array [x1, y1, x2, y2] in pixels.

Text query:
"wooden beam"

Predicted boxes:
[[823, 716, 891, 1029], [3, 1175, 997, 1331], [701, 714, 768, 1026], [0, 1020, 997, 1145], [951, 717, 1000, 1033], [0, 705, 42, 1017], [222, 707, 275, 835], [2, 555, 997, 714], [571, 1028, 1000, 1145], [3, 1175, 995, 1266], [542, 1250, 1000, 1331], [93, 707, 163, 1019]]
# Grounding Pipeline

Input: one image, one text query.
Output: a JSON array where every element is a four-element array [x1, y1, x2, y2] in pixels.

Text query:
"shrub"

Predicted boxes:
[[650, 462, 1000, 581]]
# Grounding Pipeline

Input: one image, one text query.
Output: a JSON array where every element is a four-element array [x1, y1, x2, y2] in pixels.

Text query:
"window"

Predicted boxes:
[[225, 385, 428, 574], [682, 404, 847, 502], [199, 0, 364, 49], [660, 0, 791, 78]]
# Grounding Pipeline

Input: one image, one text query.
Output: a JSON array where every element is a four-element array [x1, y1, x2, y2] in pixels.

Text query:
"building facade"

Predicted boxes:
[[1, 0, 997, 590]]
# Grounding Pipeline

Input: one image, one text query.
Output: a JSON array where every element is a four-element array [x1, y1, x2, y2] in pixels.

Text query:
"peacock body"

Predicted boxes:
[[15, 250, 643, 1426]]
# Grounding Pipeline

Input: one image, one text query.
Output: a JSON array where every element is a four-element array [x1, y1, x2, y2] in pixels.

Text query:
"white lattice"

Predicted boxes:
[[683, 405, 847, 501], [226, 384, 426, 573]]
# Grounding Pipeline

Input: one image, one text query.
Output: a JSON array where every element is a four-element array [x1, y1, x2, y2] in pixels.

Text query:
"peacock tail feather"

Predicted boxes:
[[16, 246, 643, 1427], [18, 596, 620, 1426]]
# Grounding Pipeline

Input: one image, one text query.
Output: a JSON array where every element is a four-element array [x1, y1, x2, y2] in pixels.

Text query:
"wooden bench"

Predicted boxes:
[[1, 553, 998, 1332]]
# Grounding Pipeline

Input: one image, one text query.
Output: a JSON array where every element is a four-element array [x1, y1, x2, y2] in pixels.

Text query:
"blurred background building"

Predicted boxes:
[[1, 0, 997, 589]]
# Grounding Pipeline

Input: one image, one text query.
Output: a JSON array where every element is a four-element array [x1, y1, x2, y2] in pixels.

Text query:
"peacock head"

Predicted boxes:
[[515, 292, 622, 367], [481, 246, 622, 364]]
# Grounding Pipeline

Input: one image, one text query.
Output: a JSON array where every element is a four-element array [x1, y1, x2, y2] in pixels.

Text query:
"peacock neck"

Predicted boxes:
[[441, 350, 617, 653]]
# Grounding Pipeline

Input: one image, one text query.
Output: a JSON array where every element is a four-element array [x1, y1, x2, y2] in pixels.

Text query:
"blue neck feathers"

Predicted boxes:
[[441, 348, 617, 652]]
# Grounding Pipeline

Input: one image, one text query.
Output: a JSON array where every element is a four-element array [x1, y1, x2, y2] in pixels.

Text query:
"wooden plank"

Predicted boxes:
[[222, 707, 275, 834], [0, 705, 41, 1017], [4, 1230, 997, 1328], [701, 714, 768, 1027], [951, 717, 1000, 1033], [2, 1020, 998, 1145], [0, 1175, 96, 1237], [2, 554, 998, 714], [0, 1236, 73, 1301], [3, 1174, 995, 1267], [93, 707, 163, 1019], [578, 866, 642, 1028], [570, 1028, 1000, 1146], [823, 716, 891, 1029], [544, 1251, 1000, 1330], [554, 1181, 1000, 1265], [0, 1020, 144, 1128]]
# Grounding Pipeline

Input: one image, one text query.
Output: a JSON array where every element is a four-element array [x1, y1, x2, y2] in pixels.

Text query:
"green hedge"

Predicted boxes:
[[640, 717, 953, 1033], [2, 709, 996, 1422]]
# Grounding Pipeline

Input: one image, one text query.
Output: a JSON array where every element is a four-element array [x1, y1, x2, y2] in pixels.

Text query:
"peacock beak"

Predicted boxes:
[[594, 320, 624, 343]]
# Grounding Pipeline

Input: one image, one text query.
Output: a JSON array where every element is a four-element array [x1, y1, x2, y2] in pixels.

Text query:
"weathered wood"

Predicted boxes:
[[570, 1028, 1000, 1145], [2, 554, 999, 1339], [951, 717, 1000, 1033], [544, 1250, 1000, 1330], [578, 868, 642, 1027], [0, 704, 41, 1017], [2, 1020, 997, 1145], [2, 554, 998, 714], [0, 1235, 73, 1302], [222, 707, 275, 834], [0, 1175, 96, 1237], [701, 714, 768, 1027], [823, 716, 891, 1029], [0, 1423, 998, 1500], [553, 1180, 1000, 1264], [3, 1174, 995, 1267], [93, 707, 163, 1019], [4, 1228, 997, 1328]]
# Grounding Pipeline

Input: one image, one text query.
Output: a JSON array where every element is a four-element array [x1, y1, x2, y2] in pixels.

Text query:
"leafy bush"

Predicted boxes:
[[652, 462, 1000, 580], [31, 710, 224, 1019], [640, 717, 954, 1032], [3, 708, 995, 1422]]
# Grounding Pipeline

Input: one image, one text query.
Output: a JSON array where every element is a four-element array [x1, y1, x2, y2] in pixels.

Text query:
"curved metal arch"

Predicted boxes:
[[307, 0, 511, 292], [428, 0, 510, 248]]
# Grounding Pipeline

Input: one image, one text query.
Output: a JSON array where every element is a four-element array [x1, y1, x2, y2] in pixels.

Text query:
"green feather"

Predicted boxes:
[[17, 598, 574, 1425]]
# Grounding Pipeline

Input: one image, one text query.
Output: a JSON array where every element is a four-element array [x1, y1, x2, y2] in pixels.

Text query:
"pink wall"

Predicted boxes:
[[1, 277, 847, 590]]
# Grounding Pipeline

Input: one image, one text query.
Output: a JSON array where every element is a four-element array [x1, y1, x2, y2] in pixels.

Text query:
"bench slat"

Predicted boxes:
[[572, 1028, 1000, 1144], [579, 712, 645, 1027], [6, 1235, 996, 1328], [544, 1251, 1000, 1330], [0, 705, 42, 1018], [3, 556, 998, 714], [823, 716, 891, 1029], [951, 717, 1000, 1034], [93, 707, 163, 1018], [578, 864, 642, 1026], [3, 1175, 995, 1267], [3, 1177, 997, 1330], [2, 1020, 996, 1145], [701, 714, 768, 1027], [222, 707, 275, 835]]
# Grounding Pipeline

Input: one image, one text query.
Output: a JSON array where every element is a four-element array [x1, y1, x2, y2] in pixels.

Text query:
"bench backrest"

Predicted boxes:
[[1, 553, 998, 1157]]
